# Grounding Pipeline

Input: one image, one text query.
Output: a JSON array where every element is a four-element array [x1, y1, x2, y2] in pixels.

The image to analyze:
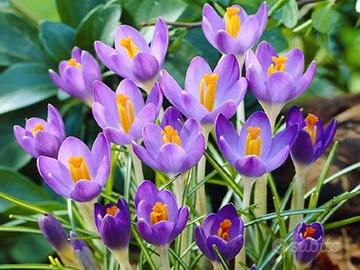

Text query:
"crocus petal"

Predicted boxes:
[[214, 30, 238, 54], [91, 133, 110, 186], [137, 218, 156, 245], [142, 123, 164, 156], [222, 235, 244, 260], [202, 4, 224, 32], [157, 190, 178, 221], [132, 143, 158, 171], [201, 100, 237, 125], [104, 127, 133, 145], [216, 77, 247, 106], [13, 126, 36, 157], [266, 125, 297, 160], [179, 118, 201, 151], [180, 91, 208, 121], [161, 107, 184, 132], [254, 41, 277, 77], [254, 2, 268, 40], [34, 132, 61, 158], [314, 119, 336, 160], [98, 215, 122, 249], [63, 66, 85, 94], [235, 15, 260, 54], [115, 25, 150, 53], [115, 79, 145, 114], [171, 207, 189, 239], [235, 156, 267, 178], [47, 104, 65, 140], [157, 144, 187, 174], [185, 56, 212, 98], [218, 136, 239, 167], [266, 72, 296, 104], [49, 70, 73, 96], [246, 64, 267, 101], [129, 103, 157, 140], [286, 105, 305, 128], [132, 52, 159, 83], [182, 133, 205, 170], [295, 238, 322, 264], [151, 17, 168, 66], [293, 61, 316, 98], [146, 82, 163, 115], [285, 48, 304, 79], [135, 180, 159, 207], [194, 226, 216, 261], [159, 70, 184, 112], [263, 146, 290, 172], [214, 54, 239, 97], [215, 114, 240, 151], [152, 221, 175, 245], [290, 130, 314, 165], [70, 180, 102, 202]]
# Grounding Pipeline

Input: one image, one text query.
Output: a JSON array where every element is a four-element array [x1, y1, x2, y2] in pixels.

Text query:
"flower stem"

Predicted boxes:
[[130, 145, 144, 186], [157, 245, 170, 270], [173, 172, 187, 205], [212, 261, 223, 270], [235, 54, 245, 133], [253, 174, 268, 251], [75, 200, 97, 233], [111, 248, 132, 270]]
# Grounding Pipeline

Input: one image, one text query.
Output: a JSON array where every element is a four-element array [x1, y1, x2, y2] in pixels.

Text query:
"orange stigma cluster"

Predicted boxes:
[[161, 125, 181, 145], [106, 205, 119, 217], [116, 94, 135, 133], [302, 226, 316, 239], [31, 123, 44, 136], [217, 219, 232, 241], [224, 7, 241, 38], [304, 113, 319, 145], [200, 73, 219, 112], [67, 58, 82, 68], [150, 202, 169, 224], [245, 127, 262, 156], [120, 36, 139, 60], [68, 156, 91, 182], [267, 56, 287, 76]]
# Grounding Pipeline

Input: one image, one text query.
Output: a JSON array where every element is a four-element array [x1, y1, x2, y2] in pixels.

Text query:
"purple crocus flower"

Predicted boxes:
[[94, 198, 131, 250], [70, 232, 98, 270], [95, 18, 168, 92], [92, 79, 162, 145], [286, 106, 337, 165], [159, 54, 247, 126], [215, 112, 297, 178], [135, 180, 189, 246], [202, 2, 267, 56], [49, 47, 102, 105], [245, 41, 317, 124], [132, 107, 205, 176], [14, 104, 65, 158], [37, 133, 110, 202], [194, 204, 244, 261], [293, 222, 324, 265]]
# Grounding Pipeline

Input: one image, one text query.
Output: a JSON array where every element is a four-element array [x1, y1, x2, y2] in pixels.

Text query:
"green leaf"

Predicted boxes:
[[0, 63, 57, 114], [39, 21, 75, 62], [281, 0, 298, 28], [311, 5, 339, 34], [9, 0, 60, 22]]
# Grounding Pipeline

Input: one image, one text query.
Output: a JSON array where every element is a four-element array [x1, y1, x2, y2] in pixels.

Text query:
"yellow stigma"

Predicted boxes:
[[267, 56, 288, 76], [106, 205, 119, 217], [217, 219, 232, 241], [245, 127, 262, 156], [116, 94, 135, 133], [119, 36, 139, 60], [161, 125, 181, 145], [68, 156, 91, 183], [150, 202, 169, 224], [200, 73, 219, 112], [67, 58, 82, 68], [224, 7, 241, 38], [304, 113, 319, 145], [31, 124, 44, 136]]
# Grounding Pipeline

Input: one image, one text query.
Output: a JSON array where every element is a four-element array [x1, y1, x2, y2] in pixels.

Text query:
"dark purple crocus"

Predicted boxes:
[[194, 204, 244, 261], [37, 133, 110, 202], [92, 80, 162, 145], [49, 47, 102, 105], [160, 54, 247, 127], [14, 104, 65, 158], [95, 18, 168, 92], [135, 180, 189, 246], [286, 106, 337, 166], [202, 3, 267, 56], [293, 222, 324, 265], [132, 107, 205, 176], [70, 232, 98, 270], [215, 112, 297, 178]]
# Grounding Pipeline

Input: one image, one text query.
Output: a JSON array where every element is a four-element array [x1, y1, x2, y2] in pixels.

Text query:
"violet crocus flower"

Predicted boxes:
[[95, 18, 168, 92], [286, 106, 337, 166], [293, 222, 324, 266], [215, 112, 297, 178], [92, 79, 162, 145], [70, 232, 98, 270], [159, 54, 247, 127], [245, 41, 317, 125], [49, 47, 102, 105], [132, 107, 205, 176], [202, 2, 267, 56], [37, 133, 110, 202], [14, 104, 65, 158], [194, 204, 244, 261], [135, 180, 189, 246]]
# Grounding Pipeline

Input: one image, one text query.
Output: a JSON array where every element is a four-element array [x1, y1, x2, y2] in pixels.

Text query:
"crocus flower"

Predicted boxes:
[[215, 112, 297, 178], [160, 54, 247, 127], [293, 222, 324, 266], [49, 47, 102, 105], [245, 41, 317, 125], [14, 104, 65, 158], [202, 2, 267, 56], [92, 79, 162, 145], [95, 18, 168, 92], [135, 180, 189, 246], [194, 204, 244, 261], [286, 106, 337, 166], [132, 107, 205, 176], [37, 133, 110, 202], [70, 232, 98, 270]]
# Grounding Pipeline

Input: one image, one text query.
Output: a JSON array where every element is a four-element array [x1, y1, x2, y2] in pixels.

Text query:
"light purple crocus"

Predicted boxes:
[[49, 47, 102, 105], [37, 133, 110, 202], [132, 107, 205, 176], [95, 18, 168, 92], [215, 112, 297, 178], [92, 79, 162, 145], [160, 54, 247, 127], [70, 232, 98, 270], [202, 2, 267, 56], [135, 180, 189, 246], [14, 104, 65, 158]]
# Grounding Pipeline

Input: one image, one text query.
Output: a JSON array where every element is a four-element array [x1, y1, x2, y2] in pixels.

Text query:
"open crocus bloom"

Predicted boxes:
[[37, 133, 110, 202], [160, 54, 247, 126], [245, 41, 317, 124], [215, 112, 297, 178], [92, 79, 162, 145], [49, 47, 102, 105], [14, 104, 65, 158], [286, 106, 337, 165], [135, 180, 189, 246], [194, 204, 244, 261], [132, 107, 205, 176], [95, 18, 168, 92], [202, 2, 267, 55]]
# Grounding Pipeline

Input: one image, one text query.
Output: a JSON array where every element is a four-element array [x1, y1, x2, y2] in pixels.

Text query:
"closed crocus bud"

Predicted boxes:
[[49, 47, 102, 105], [70, 232, 98, 270], [14, 104, 65, 158], [293, 222, 324, 266]]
